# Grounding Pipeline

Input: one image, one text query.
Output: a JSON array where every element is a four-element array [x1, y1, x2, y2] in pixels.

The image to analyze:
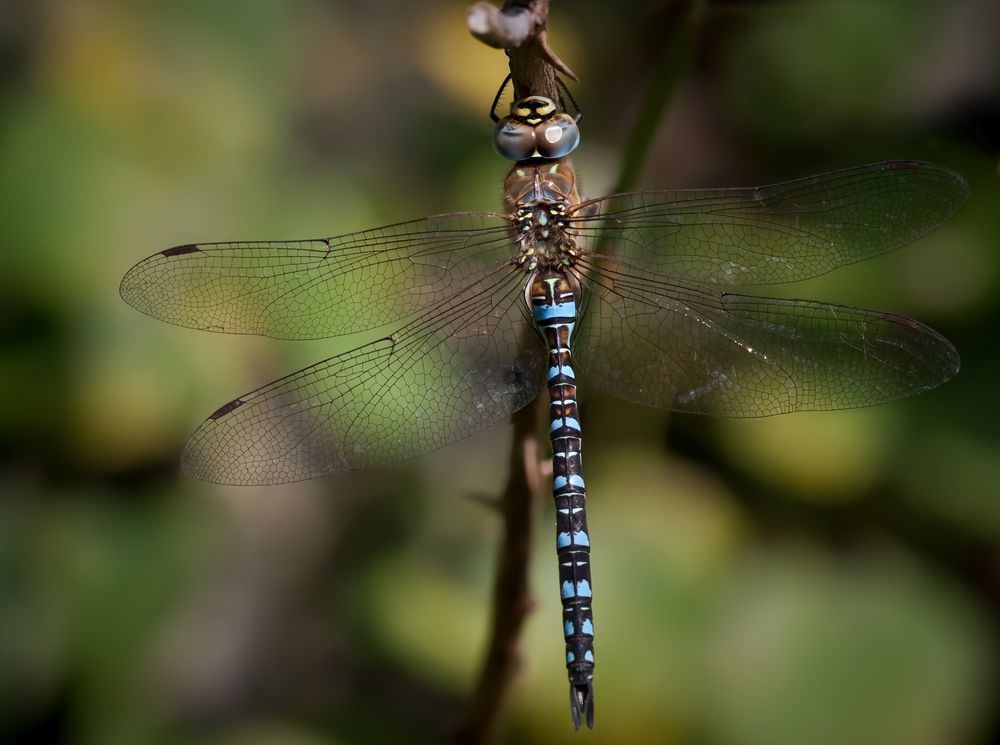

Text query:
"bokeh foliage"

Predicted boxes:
[[1, 1, 998, 743]]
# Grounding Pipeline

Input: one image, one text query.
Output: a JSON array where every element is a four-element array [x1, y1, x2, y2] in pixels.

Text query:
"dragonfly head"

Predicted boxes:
[[494, 96, 580, 161]]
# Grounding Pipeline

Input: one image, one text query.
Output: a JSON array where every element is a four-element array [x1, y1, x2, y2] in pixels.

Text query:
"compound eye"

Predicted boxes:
[[494, 119, 536, 161], [534, 113, 580, 159]]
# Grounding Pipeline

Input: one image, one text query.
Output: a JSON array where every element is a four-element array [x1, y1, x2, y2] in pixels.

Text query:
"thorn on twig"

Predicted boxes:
[[466, 491, 503, 511], [467, 1, 577, 81], [537, 30, 578, 81], [466, 438, 544, 512]]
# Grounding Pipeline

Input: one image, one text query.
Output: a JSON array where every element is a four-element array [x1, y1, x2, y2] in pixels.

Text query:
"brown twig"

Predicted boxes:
[[468, 0, 577, 86], [453, 2, 574, 742], [453, 411, 541, 745]]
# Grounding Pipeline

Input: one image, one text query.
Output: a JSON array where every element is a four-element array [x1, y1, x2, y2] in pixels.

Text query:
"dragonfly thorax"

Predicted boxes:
[[514, 202, 578, 271], [506, 161, 583, 272]]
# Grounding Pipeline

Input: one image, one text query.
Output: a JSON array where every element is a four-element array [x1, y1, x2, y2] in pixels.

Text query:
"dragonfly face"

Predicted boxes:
[[494, 95, 581, 160]]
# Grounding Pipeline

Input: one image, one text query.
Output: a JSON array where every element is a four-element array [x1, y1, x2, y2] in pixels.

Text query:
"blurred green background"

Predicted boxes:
[[2, 0, 999, 743]]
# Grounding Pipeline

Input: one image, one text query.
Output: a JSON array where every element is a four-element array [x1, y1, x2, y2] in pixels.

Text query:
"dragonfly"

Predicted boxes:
[[121, 92, 967, 729]]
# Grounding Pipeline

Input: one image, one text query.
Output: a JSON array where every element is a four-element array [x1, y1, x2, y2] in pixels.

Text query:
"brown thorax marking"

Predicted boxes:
[[506, 161, 583, 273], [513, 202, 579, 272]]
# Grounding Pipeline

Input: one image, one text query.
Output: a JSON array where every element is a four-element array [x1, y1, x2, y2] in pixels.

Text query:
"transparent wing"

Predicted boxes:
[[181, 268, 544, 485], [573, 254, 959, 416], [568, 161, 969, 286], [120, 213, 515, 339]]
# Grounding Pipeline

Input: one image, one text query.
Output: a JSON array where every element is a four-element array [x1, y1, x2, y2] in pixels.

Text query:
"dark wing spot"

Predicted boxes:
[[884, 160, 921, 171], [504, 365, 528, 387], [209, 398, 245, 420], [882, 312, 920, 328], [161, 244, 201, 257]]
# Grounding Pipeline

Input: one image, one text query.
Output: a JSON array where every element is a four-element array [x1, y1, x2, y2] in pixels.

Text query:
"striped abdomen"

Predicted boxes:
[[528, 270, 595, 730]]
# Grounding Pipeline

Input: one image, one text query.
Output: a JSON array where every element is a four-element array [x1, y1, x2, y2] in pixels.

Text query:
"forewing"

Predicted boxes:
[[120, 213, 514, 339], [573, 255, 959, 416], [181, 269, 544, 485], [569, 161, 969, 286]]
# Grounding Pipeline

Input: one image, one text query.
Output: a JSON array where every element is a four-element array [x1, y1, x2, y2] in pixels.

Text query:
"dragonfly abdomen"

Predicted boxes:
[[529, 270, 595, 730]]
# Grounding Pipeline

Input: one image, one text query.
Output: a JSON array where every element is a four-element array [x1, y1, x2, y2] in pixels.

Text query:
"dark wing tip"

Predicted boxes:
[[119, 260, 145, 307], [160, 243, 201, 257], [180, 400, 329, 487], [883, 159, 972, 206], [208, 397, 245, 420], [119, 244, 201, 309], [882, 311, 961, 385], [884, 159, 923, 170], [179, 425, 251, 486]]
